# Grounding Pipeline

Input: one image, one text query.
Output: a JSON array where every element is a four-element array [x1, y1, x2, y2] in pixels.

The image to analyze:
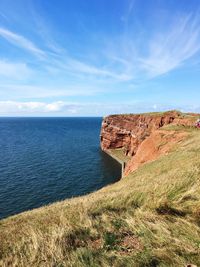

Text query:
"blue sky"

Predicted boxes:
[[0, 0, 200, 116]]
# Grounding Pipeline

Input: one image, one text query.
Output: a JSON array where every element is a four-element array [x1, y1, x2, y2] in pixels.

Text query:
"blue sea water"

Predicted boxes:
[[0, 117, 121, 219]]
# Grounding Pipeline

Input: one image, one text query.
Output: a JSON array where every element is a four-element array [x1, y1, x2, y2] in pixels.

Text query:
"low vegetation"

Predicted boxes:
[[0, 125, 200, 266]]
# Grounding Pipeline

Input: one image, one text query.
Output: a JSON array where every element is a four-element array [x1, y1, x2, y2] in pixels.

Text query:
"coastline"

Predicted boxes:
[[1, 111, 200, 266]]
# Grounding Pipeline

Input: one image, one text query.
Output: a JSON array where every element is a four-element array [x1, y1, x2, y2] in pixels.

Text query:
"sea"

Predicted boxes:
[[0, 117, 121, 219]]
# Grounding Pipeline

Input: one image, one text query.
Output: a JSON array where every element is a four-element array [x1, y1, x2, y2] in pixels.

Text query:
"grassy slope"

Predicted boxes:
[[0, 126, 200, 267]]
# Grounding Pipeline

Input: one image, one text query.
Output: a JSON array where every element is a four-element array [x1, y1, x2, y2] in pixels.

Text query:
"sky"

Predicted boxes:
[[0, 0, 200, 116]]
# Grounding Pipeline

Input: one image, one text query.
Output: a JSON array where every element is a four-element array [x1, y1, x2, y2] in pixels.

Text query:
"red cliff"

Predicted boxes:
[[100, 111, 198, 176]]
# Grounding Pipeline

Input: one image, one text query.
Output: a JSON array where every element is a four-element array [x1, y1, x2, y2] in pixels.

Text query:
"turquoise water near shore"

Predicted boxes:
[[0, 117, 121, 219]]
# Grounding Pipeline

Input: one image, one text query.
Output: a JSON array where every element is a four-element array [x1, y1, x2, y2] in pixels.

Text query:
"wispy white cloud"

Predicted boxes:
[[2, 10, 200, 85], [0, 11, 7, 20], [0, 83, 101, 99], [0, 27, 133, 82], [140, 13, 200, 77], [0, 27, 45, 59], [57, 57, 133, 81], [101, 11, 200, 82], [0, 60, 32, 79], [121, 0, 136, 22], [31, 10, 65, 55]]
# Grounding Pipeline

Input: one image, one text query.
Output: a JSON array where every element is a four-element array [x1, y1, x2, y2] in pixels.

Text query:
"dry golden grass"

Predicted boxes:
[[0, 125, 200, 266]]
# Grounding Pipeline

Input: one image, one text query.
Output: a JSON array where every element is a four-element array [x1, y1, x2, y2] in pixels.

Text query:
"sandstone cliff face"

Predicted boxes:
[[101, 111, 181, 156], [100, 111, 198, 176]]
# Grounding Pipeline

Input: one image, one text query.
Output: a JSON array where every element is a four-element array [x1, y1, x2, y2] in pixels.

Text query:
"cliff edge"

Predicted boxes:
[[100, 111, 198, 175]]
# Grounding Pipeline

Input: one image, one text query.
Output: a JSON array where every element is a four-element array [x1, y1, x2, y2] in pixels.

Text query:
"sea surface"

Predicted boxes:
[[0, 117, 121, 219]]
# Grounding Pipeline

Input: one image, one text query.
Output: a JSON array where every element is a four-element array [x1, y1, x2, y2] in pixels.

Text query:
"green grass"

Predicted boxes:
[[1, 127, 200, 266], [109, 110, 184, 117]]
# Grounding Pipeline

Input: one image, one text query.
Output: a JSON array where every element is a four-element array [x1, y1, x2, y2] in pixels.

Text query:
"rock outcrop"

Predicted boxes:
[[100, 111, 198, 176], [123, 129, 187, 176]]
